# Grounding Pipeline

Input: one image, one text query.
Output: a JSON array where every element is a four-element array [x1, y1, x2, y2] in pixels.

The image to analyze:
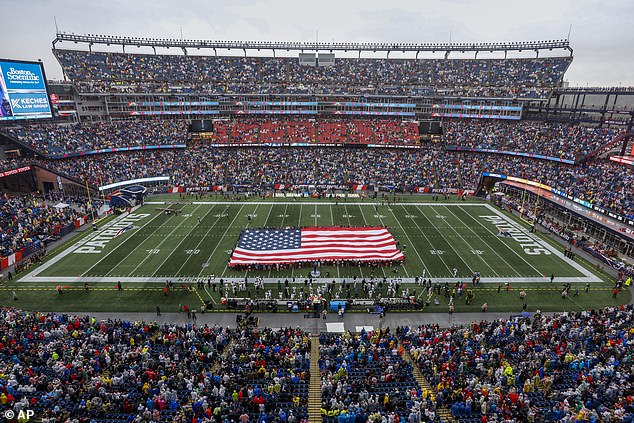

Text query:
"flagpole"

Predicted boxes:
[[99, 177, 107, 211], [533, 181, 541, 227], [86, 180, 95, 222]]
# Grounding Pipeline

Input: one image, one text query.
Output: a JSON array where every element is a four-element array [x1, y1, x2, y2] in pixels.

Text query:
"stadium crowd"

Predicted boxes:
[[24, 146, 629, 219], [217, 119, 420, 146], [444, 120, 624, 161], [54, 50, 571, 97], [0, 308, 310, 423], [3, 118, 623, 164], [2, 121, 188, 156], [0, 193, 89, 258], [319, 330, 427, 422], [400, 305, 634, 422], [0, 306, 631, 422]]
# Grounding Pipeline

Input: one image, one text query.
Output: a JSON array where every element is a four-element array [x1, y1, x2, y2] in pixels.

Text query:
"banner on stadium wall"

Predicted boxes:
[[446, 145, 576, 164], [0, 166, 31, 179], [486, 172, 634, 228], [610, 156, 634, 166], [412, 187, 475, 196], [274, 183, 289, 190], [52, 144, 187, 160]]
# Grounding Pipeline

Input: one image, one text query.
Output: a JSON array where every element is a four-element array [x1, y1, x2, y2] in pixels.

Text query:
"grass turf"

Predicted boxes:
[[2, 196, 627, 313]]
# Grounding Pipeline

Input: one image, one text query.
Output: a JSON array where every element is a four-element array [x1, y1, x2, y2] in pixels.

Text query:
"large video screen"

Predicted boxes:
[[0, 59, 53, 121]]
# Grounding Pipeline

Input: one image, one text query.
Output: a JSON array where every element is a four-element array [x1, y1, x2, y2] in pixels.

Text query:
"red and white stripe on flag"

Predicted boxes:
[[352, 184, 367, 191], [229, 227, 404, 266], [169, 187, 184, 193]]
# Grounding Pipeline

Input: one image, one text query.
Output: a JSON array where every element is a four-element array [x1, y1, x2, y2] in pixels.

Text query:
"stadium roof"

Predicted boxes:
[[53, 32, 573, 56]]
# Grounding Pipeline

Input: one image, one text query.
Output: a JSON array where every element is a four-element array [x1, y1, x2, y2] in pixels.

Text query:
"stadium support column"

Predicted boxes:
[[619, 131, 632, 157], [599, 94, 611, 129]]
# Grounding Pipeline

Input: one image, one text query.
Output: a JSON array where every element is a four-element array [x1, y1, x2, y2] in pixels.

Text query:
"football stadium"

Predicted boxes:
[[0, 2, 633, 422]]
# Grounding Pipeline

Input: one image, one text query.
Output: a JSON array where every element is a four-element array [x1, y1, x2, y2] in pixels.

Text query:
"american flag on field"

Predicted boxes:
[[229, 227, 404, 266]]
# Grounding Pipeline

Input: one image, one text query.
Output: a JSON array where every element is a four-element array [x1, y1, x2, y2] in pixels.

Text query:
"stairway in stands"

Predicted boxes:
[[210, 337, 233, 374], [399, 340, 456, 423], [308, 334, 322, 423]]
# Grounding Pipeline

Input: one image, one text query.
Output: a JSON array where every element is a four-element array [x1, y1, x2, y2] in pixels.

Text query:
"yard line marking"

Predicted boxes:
[[192, 288, 207, 306], [443, 205, 522, 277], [291, 204, 304, 279], [262, 203, 279, 280], [81, 207, 182, 278], [125, 204, 204, 277], [414, 204, 474, 276], [341, 203, 360, 278], [297, 203, 302, 228], [432, 205, 499, 276], [147, 201, 486, 206], [357, 204, 389, 279], [246, 205, 260, 230], [357, 204, 369, 226], [346, 207, 366, 279], [203, 285, 218, 304], [17, 274, 601, 284], [464, 205, 552, 277], [484, 204, 597, 279], [279, 204, 289, 227], [326, 203, 341, 279], [264, 202, 275, 225], [198, 204, 245, 279], [385, 207, 418, 278], [242, 204, 261, 284], [166, 204, 222, 277], [219, 204, 260, 279], [343, 203, 352, 227]]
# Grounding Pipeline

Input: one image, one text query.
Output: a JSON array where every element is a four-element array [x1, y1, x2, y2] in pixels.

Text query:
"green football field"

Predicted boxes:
[[5, 196, 627, 313]]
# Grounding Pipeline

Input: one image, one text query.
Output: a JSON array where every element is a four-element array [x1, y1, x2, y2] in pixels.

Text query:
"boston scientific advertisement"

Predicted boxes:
[[0, 59, 53, 121]]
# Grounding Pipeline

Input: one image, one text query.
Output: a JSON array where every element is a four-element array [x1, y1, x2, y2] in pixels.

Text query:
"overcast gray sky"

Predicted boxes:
[[1, 0, 632, 86]]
